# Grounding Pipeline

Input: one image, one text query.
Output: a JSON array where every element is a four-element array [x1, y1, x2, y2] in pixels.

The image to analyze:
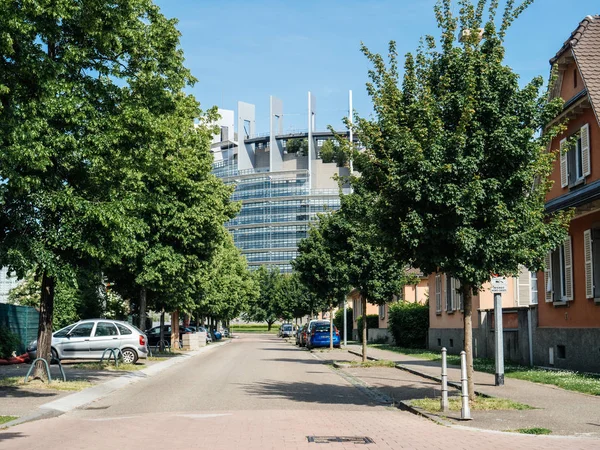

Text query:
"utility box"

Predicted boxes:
[[181, 332, 201, 351]]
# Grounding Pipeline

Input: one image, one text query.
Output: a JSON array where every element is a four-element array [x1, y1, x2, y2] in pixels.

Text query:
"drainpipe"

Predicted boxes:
[[527, 308, 534, 366]]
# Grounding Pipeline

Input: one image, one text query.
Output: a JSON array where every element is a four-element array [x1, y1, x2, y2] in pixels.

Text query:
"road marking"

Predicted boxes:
[[176, 413, 232, 419], [87, 416, 138, 422]]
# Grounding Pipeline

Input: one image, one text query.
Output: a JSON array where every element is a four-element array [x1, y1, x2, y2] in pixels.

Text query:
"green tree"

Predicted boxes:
[[245, 266, 284, 330], [0, 0, 213, 378], [293, 212, 349, 349], [345, 0, 570, 396], [198, 237, 257, 326], [295, 189, 410, 356]]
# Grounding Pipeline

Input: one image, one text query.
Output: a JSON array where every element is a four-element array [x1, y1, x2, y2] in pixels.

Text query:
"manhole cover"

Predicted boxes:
[[307, 436, 375, 444]]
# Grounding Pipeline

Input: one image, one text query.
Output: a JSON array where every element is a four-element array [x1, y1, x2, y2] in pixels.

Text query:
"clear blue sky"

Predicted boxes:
[[155, 0, 598, 134]]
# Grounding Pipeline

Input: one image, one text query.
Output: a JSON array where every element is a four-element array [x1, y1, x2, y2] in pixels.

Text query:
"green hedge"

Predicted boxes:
[[333, 307, 353, 341], [0, 327, 21, 359], [387, 302, 429, 348], [356, 314, 379, 343]]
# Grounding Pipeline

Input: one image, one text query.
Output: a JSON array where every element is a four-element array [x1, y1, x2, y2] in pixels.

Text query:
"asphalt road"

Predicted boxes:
[[1, 334, 598, 449]]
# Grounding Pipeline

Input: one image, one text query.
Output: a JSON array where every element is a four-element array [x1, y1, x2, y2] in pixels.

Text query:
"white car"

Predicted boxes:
[[27, 319, 148, 364]]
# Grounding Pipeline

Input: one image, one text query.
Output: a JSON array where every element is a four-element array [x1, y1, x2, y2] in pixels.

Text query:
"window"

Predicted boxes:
[[435, 274, 442, 313], [54, 325, 75, 338], [530, 272, 538, 304], [446, 276, 453, 312], [94, 322, 118, 337], [545, 236, 573, 302], [116, 324, 133, 335], [70, 322, 94, 338], [379, 304, 385, 320], [445, 276, 461, 312], [317, 139, 325, 147], [560, 124, 590, 188], [220, 126, 229, 142], [557, 344, 566, 359], [583, 229, 600, 300], [574, 69, 578, 89]]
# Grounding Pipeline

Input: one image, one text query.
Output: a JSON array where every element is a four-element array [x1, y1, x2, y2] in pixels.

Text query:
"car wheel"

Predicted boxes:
[[51, 348, 59, 364], [121, 348, 138, 364]]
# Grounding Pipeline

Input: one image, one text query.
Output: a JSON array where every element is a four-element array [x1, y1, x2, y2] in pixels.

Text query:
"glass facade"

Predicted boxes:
[[212, 158, 343, 273]]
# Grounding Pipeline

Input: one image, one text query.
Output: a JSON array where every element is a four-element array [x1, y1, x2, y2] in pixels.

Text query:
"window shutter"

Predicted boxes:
[[456, 279, 463, 311], [545, 252, 553, 302], [584, 229, 594, 299], [581, 124, 591, 177], [560, 138, 568, 188], [564, 236, 573, 301], [517, 265, 531, 306], [436, 274, 442, 312]]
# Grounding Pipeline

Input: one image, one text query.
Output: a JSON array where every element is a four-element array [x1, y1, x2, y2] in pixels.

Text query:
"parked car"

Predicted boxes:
[[212, 329, 222, 340], [306, 321, 340, 350], [27, 319, 148, 364], [221, 328, 229, 338], [297, 323, 309, 347], [145, 325, 194, 348], [278, 323, 294, 338]]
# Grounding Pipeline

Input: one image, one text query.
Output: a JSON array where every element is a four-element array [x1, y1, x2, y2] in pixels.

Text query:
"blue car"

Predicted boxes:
[[306, 321, 340, 349]]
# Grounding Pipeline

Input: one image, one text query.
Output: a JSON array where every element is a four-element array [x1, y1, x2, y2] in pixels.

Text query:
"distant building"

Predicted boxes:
[[211, 93, 355, 273], [0, 267, 21, 304]]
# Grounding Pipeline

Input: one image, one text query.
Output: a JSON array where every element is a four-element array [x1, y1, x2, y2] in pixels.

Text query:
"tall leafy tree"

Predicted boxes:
[[293, 214, 349, 349], [295, 189, 409, 356], [244, 266, 284, 331], [344, 0, 570, 395], [0, 0, 215, 378]]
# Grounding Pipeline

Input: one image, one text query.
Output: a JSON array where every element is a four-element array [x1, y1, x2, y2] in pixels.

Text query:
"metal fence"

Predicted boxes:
[[0, 303, 39, 354]]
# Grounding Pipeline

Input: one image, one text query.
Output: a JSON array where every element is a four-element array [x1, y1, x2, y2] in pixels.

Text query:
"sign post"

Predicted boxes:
[[491, 276, 507, 386]]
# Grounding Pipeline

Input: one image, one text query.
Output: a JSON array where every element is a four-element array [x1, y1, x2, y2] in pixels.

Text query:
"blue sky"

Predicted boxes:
[[155, 0, 599, 134]]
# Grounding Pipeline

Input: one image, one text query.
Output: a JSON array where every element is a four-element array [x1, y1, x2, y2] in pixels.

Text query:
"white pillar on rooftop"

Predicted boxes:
[[269, 96, 284, 172], [237, 101, 256, 171]]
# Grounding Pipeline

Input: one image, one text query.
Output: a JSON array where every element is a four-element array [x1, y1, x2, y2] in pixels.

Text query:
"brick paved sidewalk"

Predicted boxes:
[[345, 344, 600, 438]]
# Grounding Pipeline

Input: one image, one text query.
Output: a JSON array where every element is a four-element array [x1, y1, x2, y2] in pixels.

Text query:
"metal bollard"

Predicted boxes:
[[460, 351, 472, 420], [440, 347, 448, 412]]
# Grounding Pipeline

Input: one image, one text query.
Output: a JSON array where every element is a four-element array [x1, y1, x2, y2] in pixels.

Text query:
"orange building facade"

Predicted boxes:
[[536, 15, 600, 372]]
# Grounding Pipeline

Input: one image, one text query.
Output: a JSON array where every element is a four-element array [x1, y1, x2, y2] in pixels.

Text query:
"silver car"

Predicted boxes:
[[27, 319, 148, 364]]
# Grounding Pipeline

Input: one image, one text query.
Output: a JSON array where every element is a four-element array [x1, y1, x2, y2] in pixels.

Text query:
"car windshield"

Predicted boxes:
[[282, 325, 292, 330], [54, 324, 76, 338]]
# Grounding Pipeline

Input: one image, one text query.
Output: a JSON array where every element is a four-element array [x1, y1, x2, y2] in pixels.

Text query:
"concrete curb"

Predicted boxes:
[[347, 349, 490, 397], [0, 340, 232, 429]]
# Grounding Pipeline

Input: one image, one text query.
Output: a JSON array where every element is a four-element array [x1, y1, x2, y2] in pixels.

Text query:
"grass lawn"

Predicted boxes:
[[230, 325, 278, 334], [0, 377, 92, 391], [0, 416, 18, 425], [338, 360, 397, 368], [69, 362, 144, 371], [411, 396, 533, 413], [370, 344, 600, 396], [512, 427, 552, 435]]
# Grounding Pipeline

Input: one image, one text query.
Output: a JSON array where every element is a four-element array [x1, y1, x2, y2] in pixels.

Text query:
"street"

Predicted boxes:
[[1, 334, 598, 449]]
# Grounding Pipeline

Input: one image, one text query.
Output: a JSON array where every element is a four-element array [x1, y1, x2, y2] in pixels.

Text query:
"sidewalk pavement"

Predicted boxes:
[[0, 340, 231, 428], [344, 344, 600, 438]]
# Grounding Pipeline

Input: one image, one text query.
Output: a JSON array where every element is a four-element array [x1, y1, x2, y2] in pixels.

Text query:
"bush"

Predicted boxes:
[[333, 307, 352, 341], [356, 314, 379, 343], [387, 301, 429, 348], [0, 327, 21, 359]]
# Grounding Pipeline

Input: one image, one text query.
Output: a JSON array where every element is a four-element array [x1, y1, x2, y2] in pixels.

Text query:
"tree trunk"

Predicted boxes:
[[159, 309, 165, 352], [329, 306, 334, 350], [33, 272, 55, 381], [267, 320, 273, 331], [361, 296, 367, 362], [462, 283, 475, 401], [139, 287, 147, 331], [171, 310, 180, 350]]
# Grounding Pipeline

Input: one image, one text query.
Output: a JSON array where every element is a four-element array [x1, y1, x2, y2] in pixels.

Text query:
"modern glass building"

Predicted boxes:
[[211, 93, 353, 273]]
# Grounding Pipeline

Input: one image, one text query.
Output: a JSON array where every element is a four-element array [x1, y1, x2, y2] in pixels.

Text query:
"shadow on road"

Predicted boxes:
[[0, 387, 57, 399], [0, 432, 26, 442], [240, 379, 379, 406]]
